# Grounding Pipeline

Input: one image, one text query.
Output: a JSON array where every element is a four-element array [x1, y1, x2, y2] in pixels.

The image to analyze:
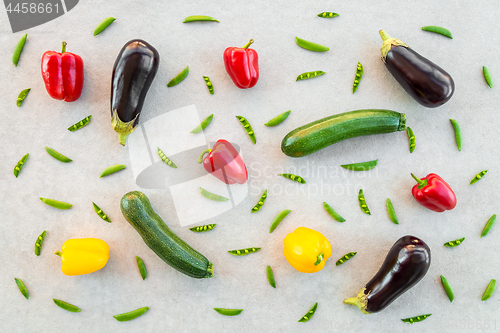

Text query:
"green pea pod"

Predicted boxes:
[[352, 62, 363, 93], [34, 230, 47, 256], [251, 189, 268, 213], [440, 275, 454, 302], [449, 119, 462, 151], [481, 279, 496, 301], [45, 147, 72, 163], [401, 314, 432, 324], [136, 256, 147, 280], [317, 12, 339, 18], [199, 187, 229, 202], [236, 116, 256, 144], [40, 197, 72, 210], [481, 214, 496, 237], [213, 308, 243, 316], [53, 299, 81, 312], [12, 33, 27, 66], [16, 88, 31, 107], [443, 237, 465, 247], [322, 202, 345, 222], [228, 247, 261, 256], [470, 169, 488, 185], [92, 202, 112, 222], [278, 173, 306, 184], [269, 209, 291, 233], [335, 252, 357, 266], [483, 66, 493, 88], [100, 164, 126, 178], [167, 66, 189, 87], [68, 115, 92, 132], [189, 224, 216, 232], [296, 71, 325, 81], [264, 111, 291, 127], [406, 127, 416, 153], [340, 159, 378, 171], [386, 198, 399, 224], [113, 307, 149, 321], [157, 147, 177, 168], [13, 153, 29, 178], [266, 265, 276, 288], [93, 17, 116, 36], [295, 37, 329, 52], [422, 26, 453, 39], [203, 76, 215, 94], [298, 302, 318, 323], [191, 114, 214, 133], [14, 278, 29, 299], [358, 189, 370, 215], [183, 15, 219, 23]]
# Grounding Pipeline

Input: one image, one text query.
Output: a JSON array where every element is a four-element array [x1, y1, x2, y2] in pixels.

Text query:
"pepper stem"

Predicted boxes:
[[61, 41, 67, 53], [242, 39, 254, 49], [197, 149, 212, 164], [314, 253, 324, 266], [411, 173, 428, 189], [379, 30, 390, 42], [54, 250, 62, 256]]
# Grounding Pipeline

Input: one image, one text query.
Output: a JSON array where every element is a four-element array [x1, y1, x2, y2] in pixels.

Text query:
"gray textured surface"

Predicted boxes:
[[1, 0, 499, 332]]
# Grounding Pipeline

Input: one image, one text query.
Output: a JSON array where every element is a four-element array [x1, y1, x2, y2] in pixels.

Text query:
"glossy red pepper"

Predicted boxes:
[[223, 39, 259, 89], [41, 41, 84, 102], [198, 140, 248, 185], [411, 173, 457, 212]]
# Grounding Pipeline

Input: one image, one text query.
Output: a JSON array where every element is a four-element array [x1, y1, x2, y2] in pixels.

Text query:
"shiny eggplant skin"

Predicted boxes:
[[385, 46, 454, 108], [344, 235, 431, 314], [111, 39, 159, 146]]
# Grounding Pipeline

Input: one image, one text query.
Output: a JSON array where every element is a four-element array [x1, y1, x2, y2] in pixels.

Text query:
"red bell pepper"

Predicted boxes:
[[41, 41, 84, 102], [411, 173, 457, 212], [198, 140, 248, 185], [223, 39, 259, 89]]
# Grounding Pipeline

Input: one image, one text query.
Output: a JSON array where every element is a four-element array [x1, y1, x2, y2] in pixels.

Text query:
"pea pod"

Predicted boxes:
[[352, 62, 363, 93], [358, 189, 370, 215], [336, 252, 357, 266], [317, 12, 339, 18], [264, 111, 290, 127], [298, 302, 318, 323], [68, 115, 92, 132], [189, 224, 216, 232], [100, 164, 126, 178], [449, 119, 462, 151], [296, 71, 325, 81], [53, 299, 81, 313], [16, 88, 31, 107], [483, 66, 493, 88], [213, 308, 243, 316], [251, 189, 267, 213], [13, 153, 29, 178], [12, 33, 27, 66], [40, 197, 72, 210], [443, 237, 465, 247], [266, 265, 276, 288], [136, 256, 147, 280], [481, 279, 496, 301], [406, 127, 416, 153], [113, 307, 149, 321], [191, 114, 214, 133], [236, 116, 256, 144], [269, 209, 291, 233], [278, 173, 306, 184], [228, 247, 261, 256], [422, 26, 453, 39], [295, 37, 329, 52], [157, 147, 177, 168], [45, 147, 72, 163], [470, 169, 488, 185], [386, 198, 399, 224], [183, 15, 219, 23], [199, 187, 228, 202], [401, 314, 431, 324], [167, 66, 189, 87], [202, 76, 215, 94], [322, 202, 345, 222], [93, 17, 116, 36], [440, 275, 454, 302], [92, 202, 112, 222], [481, 214, 496, 238], [14, 278, 29, 299], [34, 230, 47, 256], [341, 159, 378, 171]]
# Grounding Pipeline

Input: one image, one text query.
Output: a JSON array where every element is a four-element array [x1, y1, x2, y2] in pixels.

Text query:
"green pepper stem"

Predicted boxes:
[[242, 39, 254, 49], [61, 41, 67, 53], [379, 30, 390, 42], [197, 149, 211, 164], [411, 173, 428, 189], [314, 253, 324, 266], [54, 250, 62, 256]]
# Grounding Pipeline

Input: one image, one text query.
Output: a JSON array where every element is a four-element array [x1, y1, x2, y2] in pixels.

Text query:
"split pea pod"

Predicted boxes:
[[16, 88, 31, 107], [157, 147, 177, 168], [481, 279, 496, 301], [421, 26, 453, 39], [317, 12, 339, 18], [449, 119, 462, 151], [13, 153, 29, 178], [269, 209, 291, 233], [92, 202, 111, 222], [295, 37, 329, 52], [93, 17, 116, 36], [406, 127, 416, 153], [358, 189, 370, 215], [386, 198, 399, 224], [228, 247, 261, 256], [483, 66, 493, 88], [481, 214, 496, 238], [45, 147, 72, 163], [199, 187, 229, 202], [335, 252, 357, 266], [34, 230, 47, 256], [278, 173, 306, 184], [298, 302, 318, 323], [14, 278, 29, 299], [470, 169, 488, 185], [68, 115, 92, 131], [251, 189, 267, 213], [340, 159, 378, 171], [236, 116, 256, 144], [443, 237, 465, 247], [191, 114, 214, 133], [189, 224, 216, 232], [167, 66, 189, 87], [264, 111, 291, 127], [401, 314, 432, 324], [183, 15, 219, 23], [440, 275, 454, 302], [296, 71, 325, 81], [53, 299, 81, 312], [100, 164, 126, 178], [213, 308, 243, 316], [352, 62, 363, 93], [322, 202, 345, 222], [12, 33, 27, 66], [40, 197, 72, 210], [136, 256, 147, 280], [203, 76, 215, 94], [266, 265, 276, 288], [113, 307, 149, 321]]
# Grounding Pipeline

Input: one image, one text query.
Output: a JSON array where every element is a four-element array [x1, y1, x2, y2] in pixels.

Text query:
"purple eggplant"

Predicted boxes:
[[344, 235, 431, 314], [379, 30, 454, 108]]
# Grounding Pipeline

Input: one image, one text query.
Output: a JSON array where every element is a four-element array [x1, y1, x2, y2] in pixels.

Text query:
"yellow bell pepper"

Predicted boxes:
[[55, 238, 110, 276], [283, 227, 332, 273]]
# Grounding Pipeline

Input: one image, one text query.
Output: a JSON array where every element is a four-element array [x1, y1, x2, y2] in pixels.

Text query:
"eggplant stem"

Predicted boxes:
[[379, 30, 390, 42], [343, 287, 370, 314]]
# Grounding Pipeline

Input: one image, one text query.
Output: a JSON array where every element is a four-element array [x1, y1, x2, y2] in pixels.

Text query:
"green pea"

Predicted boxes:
[[203, 76, 215, 94], [443, 237, 465, 247], [136, 256, 147, 280], [449, 119, 462, 151], [68, 115, 92, 132], [236, 116, 256, 144], [406, 127, 416, 153], [358, 189, 370, 215], [100, 164, 126, 178], [386, 198, 399, 224], [298, 302, 318, 323], [335, 252, 357, 266], [470, 169, 488, 185], [266, 265, 276, 288], [13, 153, 29, 178], [480, 214, 496, 238], [296, 71, 325, 81], [14, 278, 29, 299], [317, 12, 339, 18], [93, 17, 116, 36], [53, 299, 81, 313], [295, 37, 329, 52], [251, 189, 267, 213], [352, 62, 363, 93], [401, 314, 432, 324], [440, 275, 454, 302], [340, 159, 378, 171], [269, 209, 291, 233], [481, 279, 496, 301], [45, 147, 72, 163], [189, 224, 217, 232], [40, 197, 72, 210], [213, 308, 243, 316], [322, 202, 345, 222], [183, 15, 219, 23], [228, 247, 261, 256], [16, 88, 31, 107], [12, 33, 27, 67], [278, 173, 306, 184], [113, 307, 149, 321], [199, 187, 229, 202], [191, 114, 214, 133], [483, 66, 493, 88], [422, 26, 453, 39], [167, 66, 189, 87], [264, 110, 291, 127], [92, 202, 111, 222], [157, 147, 177, 168], [34, 230, 47, 256]]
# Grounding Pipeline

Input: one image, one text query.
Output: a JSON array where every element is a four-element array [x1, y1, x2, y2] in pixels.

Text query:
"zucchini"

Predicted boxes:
[[281, 109, 406, 157], [120, 191, 213, 279]]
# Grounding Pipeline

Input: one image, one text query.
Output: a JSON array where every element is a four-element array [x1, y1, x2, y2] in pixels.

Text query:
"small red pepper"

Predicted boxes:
[[223, 39, 259, 89], [41, 41, 84, 102], [411, 173, 457, 212], [198, 139, 248, 185]]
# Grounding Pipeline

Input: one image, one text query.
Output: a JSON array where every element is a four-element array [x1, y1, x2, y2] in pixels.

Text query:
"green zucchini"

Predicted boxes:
[[281, 109, 406, 157], [120, 191, 213, 279]]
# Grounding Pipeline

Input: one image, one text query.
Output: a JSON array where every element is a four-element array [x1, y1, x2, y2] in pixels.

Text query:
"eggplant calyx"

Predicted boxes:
[[343, 287, 370, 314], [111, 109, 139, 146], [379, 30, 408, 62]]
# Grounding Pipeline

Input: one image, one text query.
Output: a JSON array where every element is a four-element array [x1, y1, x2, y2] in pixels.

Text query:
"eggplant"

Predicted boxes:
[[111, 39, 159, 146], [344, 235, 431, 314], [379, 30, 454, 108]]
